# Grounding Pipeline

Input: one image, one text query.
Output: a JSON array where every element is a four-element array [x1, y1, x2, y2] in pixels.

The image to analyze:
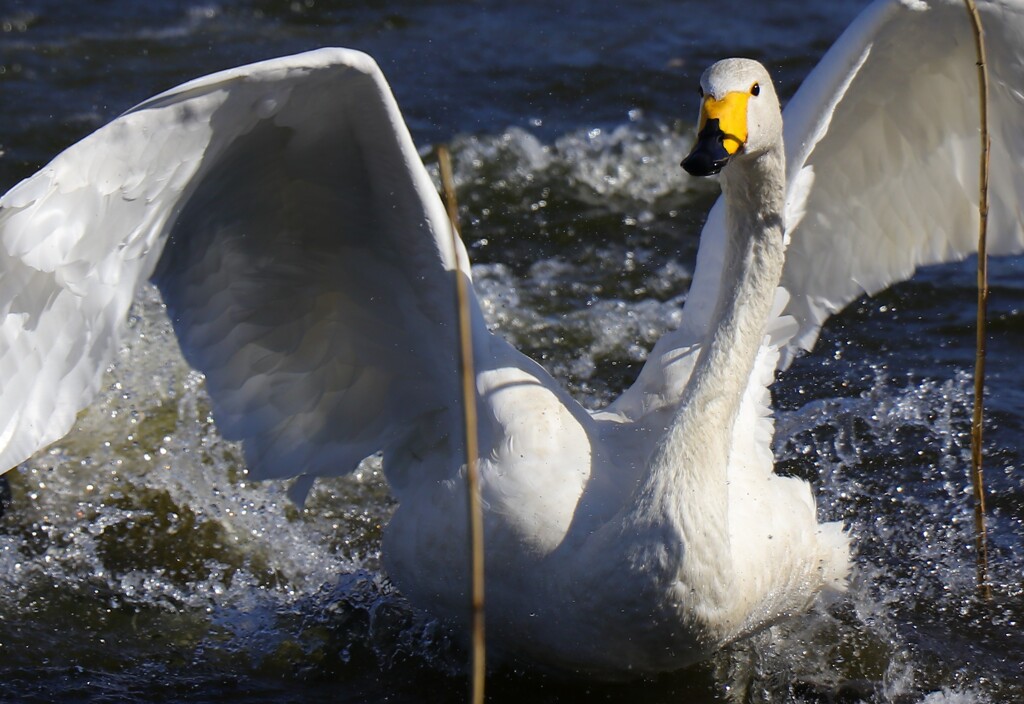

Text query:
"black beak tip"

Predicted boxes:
[[681, 149, 726, 177], [681, 117, 732, 177]]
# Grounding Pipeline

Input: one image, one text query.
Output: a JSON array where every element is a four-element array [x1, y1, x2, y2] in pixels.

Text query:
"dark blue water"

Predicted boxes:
[[2, 1, 1022, 702], [2, 0, 865, 176]]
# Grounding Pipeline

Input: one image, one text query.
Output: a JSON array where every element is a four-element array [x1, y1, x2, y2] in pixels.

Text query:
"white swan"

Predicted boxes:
[[1, 0, 1023, 675]]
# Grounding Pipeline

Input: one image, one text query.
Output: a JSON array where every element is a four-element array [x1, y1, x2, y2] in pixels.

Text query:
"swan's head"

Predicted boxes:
[[681, 58, 781, 177]]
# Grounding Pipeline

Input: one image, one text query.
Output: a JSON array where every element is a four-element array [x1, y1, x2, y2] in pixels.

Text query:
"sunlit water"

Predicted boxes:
[[2, 1, 1022, 702]]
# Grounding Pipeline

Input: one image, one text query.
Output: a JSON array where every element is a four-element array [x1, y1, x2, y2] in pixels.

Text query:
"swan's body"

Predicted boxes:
[[2, 0, 1023, 675], [384, 61, 848, 673]]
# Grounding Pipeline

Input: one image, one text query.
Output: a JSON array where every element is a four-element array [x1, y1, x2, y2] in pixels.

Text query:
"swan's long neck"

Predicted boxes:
[[628, 143, 786, 622]]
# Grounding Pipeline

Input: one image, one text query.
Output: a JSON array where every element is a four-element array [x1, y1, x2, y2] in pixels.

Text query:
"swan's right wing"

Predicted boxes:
[[146, 50, 474, 497], [0, 49, 476, 497]]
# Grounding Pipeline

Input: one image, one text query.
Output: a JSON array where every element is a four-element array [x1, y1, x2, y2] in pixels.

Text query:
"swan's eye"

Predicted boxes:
[[750, 82, 760, 96], [698, 86, 704, 98]]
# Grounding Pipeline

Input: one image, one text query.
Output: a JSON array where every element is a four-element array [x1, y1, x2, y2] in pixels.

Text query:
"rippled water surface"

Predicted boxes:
[[2, 1, 1023, 702]]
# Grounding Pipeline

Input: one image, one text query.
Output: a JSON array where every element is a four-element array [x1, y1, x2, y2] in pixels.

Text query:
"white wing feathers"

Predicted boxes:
[[0, 66, 213, 472], [612, 0, 1024, 440], [0, 49, 470, 487], [779, 0, 1024, 361], [650, 0, 1024, 386]]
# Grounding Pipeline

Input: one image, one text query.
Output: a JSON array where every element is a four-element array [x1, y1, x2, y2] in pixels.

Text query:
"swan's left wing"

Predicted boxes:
[[778, 0, 1024, 361], [610, 0, 1024, 428], [0, 49, 470, 496], [667, 0, 1024, 372]]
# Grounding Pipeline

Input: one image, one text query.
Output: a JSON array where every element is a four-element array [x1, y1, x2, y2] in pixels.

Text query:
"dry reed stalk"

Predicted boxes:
[[437, 145, 487, 701], [963, 0, 992, 600]]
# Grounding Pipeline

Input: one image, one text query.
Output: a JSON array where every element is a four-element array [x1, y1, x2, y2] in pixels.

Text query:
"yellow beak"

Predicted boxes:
[[681, 91, 751, 176], [699, 91, 750, 156]]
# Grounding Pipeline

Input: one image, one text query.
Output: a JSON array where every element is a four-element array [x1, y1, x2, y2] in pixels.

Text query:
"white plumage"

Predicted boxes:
[[1, 0, 1022, 675]]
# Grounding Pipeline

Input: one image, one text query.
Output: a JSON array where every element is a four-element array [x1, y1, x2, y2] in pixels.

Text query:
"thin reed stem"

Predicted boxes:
[[963, 0, 992, 601], [437, 145, 487, 701]]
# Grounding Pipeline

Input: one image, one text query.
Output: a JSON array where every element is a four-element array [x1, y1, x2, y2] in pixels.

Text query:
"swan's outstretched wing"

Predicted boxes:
[[777, 0, 1024, 361], [669, 0, 1024, 372], [0, 48, 471, 492]]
